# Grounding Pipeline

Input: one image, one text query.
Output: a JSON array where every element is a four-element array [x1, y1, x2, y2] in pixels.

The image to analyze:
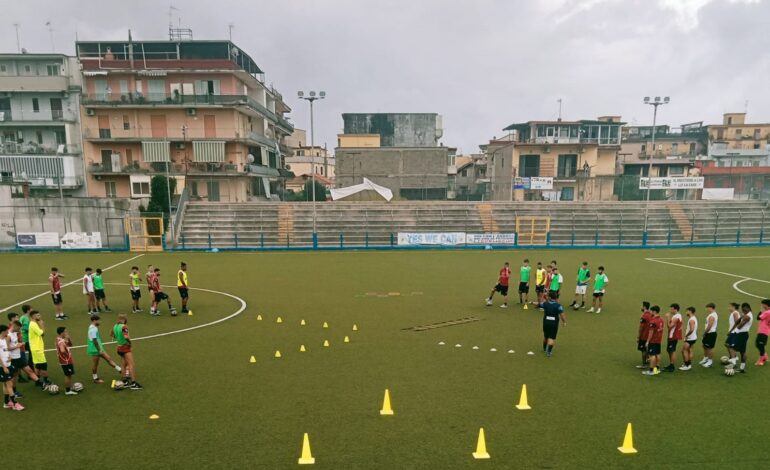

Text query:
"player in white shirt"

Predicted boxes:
[[1, 325, 24, 410], [699, 303, 718, 368], [724, 302, 742, 367], [679, 307, 698, 371], [83, 267, 97, 315], [732, 303, 754, 373]]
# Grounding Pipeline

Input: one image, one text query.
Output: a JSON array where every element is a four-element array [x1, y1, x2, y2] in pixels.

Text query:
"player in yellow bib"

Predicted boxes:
[[27, 310, 53, 389], [177, 262, 190, 314]]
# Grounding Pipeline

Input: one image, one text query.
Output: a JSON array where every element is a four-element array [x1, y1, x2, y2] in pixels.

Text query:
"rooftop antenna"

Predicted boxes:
[[744, 100, 749, 114], [228, 23, 234, 41], [45, 21, 54, 52], [13, 23, 21, 53], [557, 98, 563, 121]]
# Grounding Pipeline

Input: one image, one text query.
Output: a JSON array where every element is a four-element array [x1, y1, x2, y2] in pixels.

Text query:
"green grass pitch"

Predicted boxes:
[[1, 247, 769, 469]]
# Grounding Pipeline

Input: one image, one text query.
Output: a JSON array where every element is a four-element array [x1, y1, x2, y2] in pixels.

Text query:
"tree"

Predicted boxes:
[[144, 174, 177, 230], [302, 179, 327, 202]]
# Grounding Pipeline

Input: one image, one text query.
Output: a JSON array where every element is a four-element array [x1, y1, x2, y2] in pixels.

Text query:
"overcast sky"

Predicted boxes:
[[2, 0, 769, 153]]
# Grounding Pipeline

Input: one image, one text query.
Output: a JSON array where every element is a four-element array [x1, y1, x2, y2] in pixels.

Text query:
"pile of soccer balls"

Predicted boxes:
[[721, 356, 736, 376]]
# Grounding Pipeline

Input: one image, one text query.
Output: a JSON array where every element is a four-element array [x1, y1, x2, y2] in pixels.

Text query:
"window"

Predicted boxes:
[[557, 154, 577, 178], [753, 161, 760, 167], [641, 144, 646, 152], [671, 143, 678, 155], [561, 186, 574, 201], [727, 117, 733, 124], [123, 115, 130, 130], [717, 160, 725, 167], [132, 181, 150, 196], [688, 143, 696, 156], [46, 64, 59, 76], [755, 143, 761, 150], [716, 129, 724, 140], [104, 181, 117, 197], [36, 131, 43, 144], [755, 129, 761, 140], [735, 161, 743, 167], [519, 154, 540, 177], [32, 98, 39, 112], [735, 129, 742, 139], [297, 150, 304, 156], [0, 65, 6, 72], [546, 127, 555, 137], [24, 65, 31, 73]]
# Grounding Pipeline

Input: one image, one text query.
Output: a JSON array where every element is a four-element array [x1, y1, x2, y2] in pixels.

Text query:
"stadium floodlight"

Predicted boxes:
[[298, 90, 328, 247], [641, 95, 672, 242]]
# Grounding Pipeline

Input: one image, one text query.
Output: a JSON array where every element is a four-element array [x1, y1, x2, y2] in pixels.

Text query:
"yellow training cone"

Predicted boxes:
[[257, 314, 262, 321], [323, 340, 330, 347], [515, 384, 532, 410], [301, 319, 306, 326], [274, 350, 282, 358], [149, 414, 160, 420], [323, 321, 329, 329], [344, 336, 350, 343], [380, 389, 394, 415], [523, 304, 529, 310], [249, 356, 256, 363], [352, 324, 358, 331], [617, 423, 637, 454], [187, 310, 193, 316], [276, 316, 283, 323], [298, 432, 315, 465], [300, 345, 306, 352], [472, 427, 490, 459], [110, 379, 116, 389]]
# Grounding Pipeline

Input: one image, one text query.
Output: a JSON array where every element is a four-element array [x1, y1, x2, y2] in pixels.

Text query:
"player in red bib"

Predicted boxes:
[[56, 326, 78, 395], [636, 301, 653, 369], [663, 303, 684, 372], [49, 267, 67, 321], [485, 262, 511, 308], [642, 305, 665, 376]]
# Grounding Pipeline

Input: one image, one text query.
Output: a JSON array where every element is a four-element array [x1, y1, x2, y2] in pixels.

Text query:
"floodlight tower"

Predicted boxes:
[[297, 90, 326, 248], [642, 95, 670, 244]]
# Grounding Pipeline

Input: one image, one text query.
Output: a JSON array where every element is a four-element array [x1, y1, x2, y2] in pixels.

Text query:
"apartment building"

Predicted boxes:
[[485, 116, 624, 201], [0, 53, 84, 197], [618, 122, 706, 179], [76, 39, 293, 202], [284, 128, 335, 182]]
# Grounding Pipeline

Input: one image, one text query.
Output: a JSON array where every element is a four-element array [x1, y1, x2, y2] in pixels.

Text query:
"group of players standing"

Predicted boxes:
[[0, 262, 192, 411], [636, 299, 770, 375], [484, 259, 609, 357]]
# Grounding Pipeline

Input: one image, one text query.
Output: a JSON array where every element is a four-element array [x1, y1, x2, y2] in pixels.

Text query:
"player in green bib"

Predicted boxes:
[[87, 315, 121, 384], [587, 266, 609, 313], [518, 259, 532, 305], [93, 268, 112, 313], [129, 266, 143, 313], [571, 262, 591, 310], [111, 313, 141, 390]]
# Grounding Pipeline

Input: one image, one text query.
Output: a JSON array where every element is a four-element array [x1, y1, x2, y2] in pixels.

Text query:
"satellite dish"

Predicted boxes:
[[297, 91, 304, 98], [247, 154, 255, 163]]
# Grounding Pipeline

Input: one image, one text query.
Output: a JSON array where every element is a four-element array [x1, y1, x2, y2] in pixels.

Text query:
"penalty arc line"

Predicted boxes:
[[0, 253, 146, 313], [37, 283, 248, 352], [646, 257, 770, 299]]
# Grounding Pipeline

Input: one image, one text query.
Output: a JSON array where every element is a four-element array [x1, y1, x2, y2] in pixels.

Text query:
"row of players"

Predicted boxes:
[[485, 260, 609, 312], [636, 299, 770, 375], [46, 262, 191, 319], [0, 305, 137, 411]]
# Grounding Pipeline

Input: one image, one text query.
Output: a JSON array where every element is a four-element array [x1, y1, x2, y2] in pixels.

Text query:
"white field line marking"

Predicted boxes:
[[0, 254, 145, 313], [646, 257, 770, 299], [648, 256, 770, 261], [36, 282, 247, 352]]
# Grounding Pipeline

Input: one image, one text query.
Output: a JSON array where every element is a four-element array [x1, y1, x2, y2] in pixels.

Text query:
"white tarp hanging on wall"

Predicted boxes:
[[330, 178, 393, 201], [60, 232, 103, 249], [702, 188, 735, 200]]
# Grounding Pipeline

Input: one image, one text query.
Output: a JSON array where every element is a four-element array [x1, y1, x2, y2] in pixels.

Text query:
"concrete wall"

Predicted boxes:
[[336, 147, 449, 199], [0, 186, 135, 248], [342, 114, 440, 147]]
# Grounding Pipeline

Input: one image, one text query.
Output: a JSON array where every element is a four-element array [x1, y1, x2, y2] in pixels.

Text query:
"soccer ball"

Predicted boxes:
[[720, 356, 730, 365], [72, 382, 84, 392], [724, 367, 736, 377], [46, 384, 60, 395]]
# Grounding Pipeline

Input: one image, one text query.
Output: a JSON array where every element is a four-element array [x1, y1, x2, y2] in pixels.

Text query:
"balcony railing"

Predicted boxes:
[[0, 109, 12, 121], [0, 142, 82, 156], [81, 93, 290, 127]]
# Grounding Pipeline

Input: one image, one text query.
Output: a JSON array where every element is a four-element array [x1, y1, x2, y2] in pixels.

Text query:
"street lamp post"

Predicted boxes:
[[297, 90, 326, 248], [642, 96, 670, 245]]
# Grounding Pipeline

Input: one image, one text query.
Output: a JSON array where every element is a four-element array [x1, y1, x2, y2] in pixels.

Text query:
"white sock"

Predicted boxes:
[[114, 365, 122, 372], [92, 374, 98, 380]]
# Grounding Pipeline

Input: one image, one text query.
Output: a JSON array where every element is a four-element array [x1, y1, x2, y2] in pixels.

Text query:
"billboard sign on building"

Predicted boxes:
[[397, 232, 466, 246], [466, 233, 517, 245], [16, 232, 61, 248], [639, 177, 704, 189], [513, 177, 554, 190]]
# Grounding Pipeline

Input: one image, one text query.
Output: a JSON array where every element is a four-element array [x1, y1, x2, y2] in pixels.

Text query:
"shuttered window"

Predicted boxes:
[[192, 141, 225, 162], [141, 141, 170, 162]]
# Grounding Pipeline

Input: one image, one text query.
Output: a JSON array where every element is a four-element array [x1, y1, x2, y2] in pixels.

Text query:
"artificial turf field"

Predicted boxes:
[[2, 246, 770, 469]]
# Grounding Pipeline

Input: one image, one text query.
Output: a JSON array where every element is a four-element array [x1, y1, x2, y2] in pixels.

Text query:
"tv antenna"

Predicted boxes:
[[13, 23, 21, 53], [228, 23, 235, 41], [45, 21, 55, 51]]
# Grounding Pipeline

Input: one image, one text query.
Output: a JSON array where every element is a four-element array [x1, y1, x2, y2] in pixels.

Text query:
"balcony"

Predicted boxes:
[[0, 154, 83, 188], [0, 142, 81, 156], [88, 160, 256, 177], [81, 92, 290, 126], [0, 75, 70, 93], [0, 108, 77, 124]]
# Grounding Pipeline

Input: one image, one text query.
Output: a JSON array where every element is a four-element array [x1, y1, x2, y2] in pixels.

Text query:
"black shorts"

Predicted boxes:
[[592, 292, 604, 298], [494, 284, 509, 296], [131, 289, 142, 300], [35, 362, 48, 371], [61, 364, 75, 377], [95, 289, 106, 300], [734, 332, 749, 353], [543, 323, 559, 340], [647, 343, 661, 356], [702, 332, 717, 349], [548, 289, 560, 299], [535, 285, 545, 294], [757, 334, 768, 348], [51, 293, 63, 305], [686, 340, 697, 346], [666, 340, 678, 353], [637, 339, 647, 352], [726, 333, 737, 349], [10, 356, 26, 370], [154, 292, 169, 302], [0, 366, 14, 382], [178, 287, 189, 299]]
